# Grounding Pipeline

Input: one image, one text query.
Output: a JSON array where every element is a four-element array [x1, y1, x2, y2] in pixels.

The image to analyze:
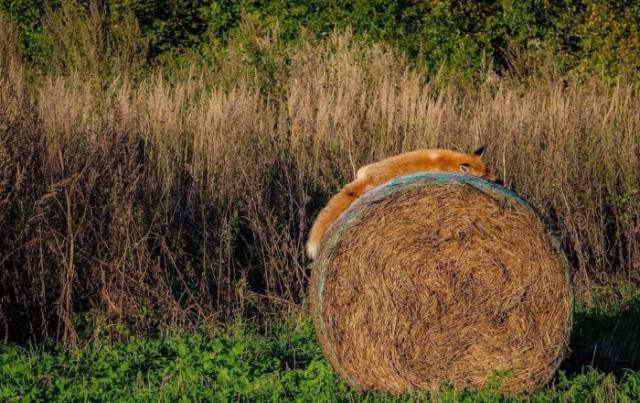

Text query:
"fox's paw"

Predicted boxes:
[[306, 242, 319, 260]]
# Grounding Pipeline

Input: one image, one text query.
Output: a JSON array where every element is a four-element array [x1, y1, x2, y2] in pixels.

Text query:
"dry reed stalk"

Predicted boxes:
[[0, 12, 637, 342]]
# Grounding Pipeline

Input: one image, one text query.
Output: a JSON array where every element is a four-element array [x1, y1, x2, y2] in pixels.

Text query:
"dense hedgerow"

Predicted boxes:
[[1, 0, 639, 78]]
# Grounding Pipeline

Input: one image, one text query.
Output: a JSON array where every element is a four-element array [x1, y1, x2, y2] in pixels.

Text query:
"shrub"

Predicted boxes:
[[1, 0, 639, 78]]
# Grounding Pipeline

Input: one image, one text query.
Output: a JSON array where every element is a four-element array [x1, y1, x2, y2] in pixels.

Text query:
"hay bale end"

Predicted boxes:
[[310, 172, 573, 394]]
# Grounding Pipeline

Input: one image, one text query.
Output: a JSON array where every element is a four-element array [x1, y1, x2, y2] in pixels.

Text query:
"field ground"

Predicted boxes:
[[1, 4, 639, 401], [2, 282, 639, 402]]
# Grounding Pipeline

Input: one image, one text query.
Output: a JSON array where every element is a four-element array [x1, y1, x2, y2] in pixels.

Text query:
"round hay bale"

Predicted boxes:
[[310, 172, 573, 394]]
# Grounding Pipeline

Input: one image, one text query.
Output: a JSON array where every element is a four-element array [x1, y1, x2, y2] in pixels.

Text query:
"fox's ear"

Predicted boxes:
[[472, 146, 485, 156], [460, 163, 472, 174]]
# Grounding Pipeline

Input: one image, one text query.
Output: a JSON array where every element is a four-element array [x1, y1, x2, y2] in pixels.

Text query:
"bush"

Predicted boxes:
[[1, 0, 639, 77]]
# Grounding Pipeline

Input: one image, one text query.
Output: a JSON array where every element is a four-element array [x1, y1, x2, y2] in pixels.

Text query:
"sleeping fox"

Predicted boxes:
[[306, 147, 498, 259]]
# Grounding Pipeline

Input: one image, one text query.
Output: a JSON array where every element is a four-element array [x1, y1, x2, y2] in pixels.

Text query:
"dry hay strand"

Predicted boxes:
[[310, 172, 573, 394]]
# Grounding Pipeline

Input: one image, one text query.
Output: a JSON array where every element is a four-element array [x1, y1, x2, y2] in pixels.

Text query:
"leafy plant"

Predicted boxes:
[[3, 298, 640, 401]]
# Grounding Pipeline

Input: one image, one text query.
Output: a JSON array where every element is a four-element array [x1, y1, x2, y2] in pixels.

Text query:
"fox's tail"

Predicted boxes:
[[307, 178, 370, 259]]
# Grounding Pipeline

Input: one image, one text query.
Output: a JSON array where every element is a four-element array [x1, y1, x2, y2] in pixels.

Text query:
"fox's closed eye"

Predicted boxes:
[[460, 163, 472, 173]]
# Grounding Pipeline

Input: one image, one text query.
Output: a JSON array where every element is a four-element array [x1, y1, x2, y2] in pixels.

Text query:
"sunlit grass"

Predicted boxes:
[[0, 7, 638, 343]]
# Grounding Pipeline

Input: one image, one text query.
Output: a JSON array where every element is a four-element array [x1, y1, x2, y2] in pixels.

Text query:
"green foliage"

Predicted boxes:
[[0, 320, 342, 401], [109, 0, 213, 56], [2, 290, 640, 401], [567, 283, 640, 377], [1, 0, 639, 78], [0, 0, 56, 68]]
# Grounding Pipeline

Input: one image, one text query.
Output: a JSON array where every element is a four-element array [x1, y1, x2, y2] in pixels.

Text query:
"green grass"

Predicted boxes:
[[2, 285, 640, 402]]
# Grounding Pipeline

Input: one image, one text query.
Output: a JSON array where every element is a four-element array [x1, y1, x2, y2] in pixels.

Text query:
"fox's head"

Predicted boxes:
[[458, 146, 498, 182]]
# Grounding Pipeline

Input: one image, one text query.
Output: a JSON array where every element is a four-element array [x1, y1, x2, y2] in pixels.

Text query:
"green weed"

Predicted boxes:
[[2, 289, 640, 401]]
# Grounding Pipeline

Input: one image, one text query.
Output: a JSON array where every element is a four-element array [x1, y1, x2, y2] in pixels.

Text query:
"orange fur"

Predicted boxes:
[[306, 147, 497, 259]]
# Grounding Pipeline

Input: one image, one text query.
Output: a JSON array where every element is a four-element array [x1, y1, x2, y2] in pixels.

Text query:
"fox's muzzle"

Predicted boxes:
[[482, 172, 504, 186], [483, 172, 497, 182]]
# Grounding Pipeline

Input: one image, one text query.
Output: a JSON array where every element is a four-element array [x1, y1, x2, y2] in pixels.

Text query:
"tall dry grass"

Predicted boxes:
[[0, 11, 638, 343]]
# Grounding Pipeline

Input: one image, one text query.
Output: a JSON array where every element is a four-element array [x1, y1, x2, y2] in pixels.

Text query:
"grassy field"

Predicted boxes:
[[1, 8, 638, 342], [2, 285, 640, 401], [1, 3, 639, 401]]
